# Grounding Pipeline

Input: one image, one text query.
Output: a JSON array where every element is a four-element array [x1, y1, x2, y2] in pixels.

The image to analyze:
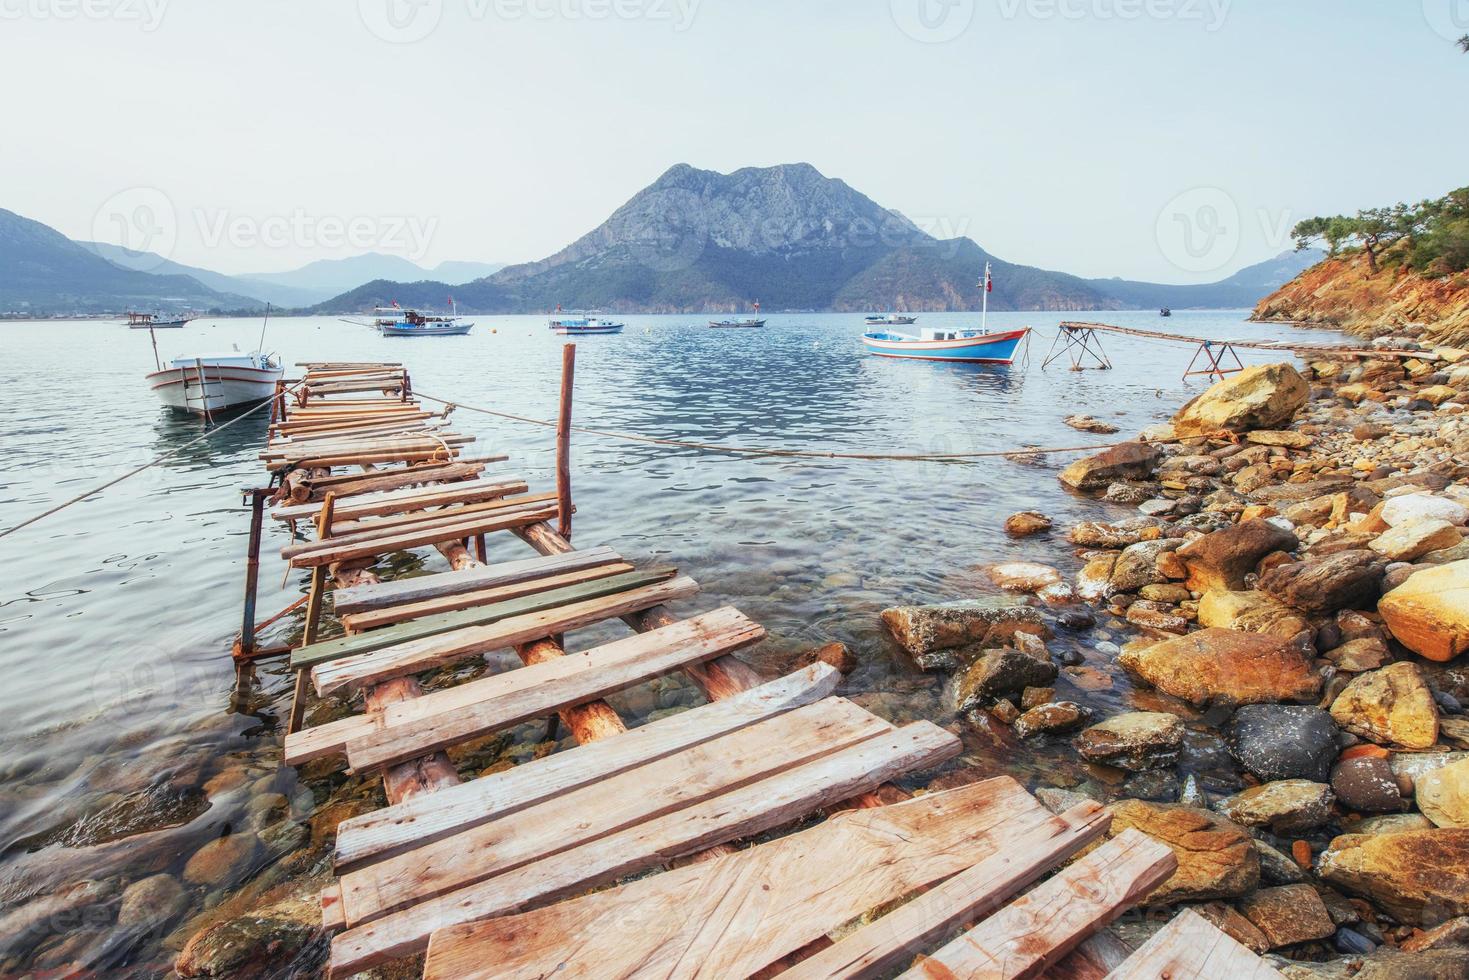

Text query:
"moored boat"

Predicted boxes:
[[708, 317, 766, 329], [549, 311, 624, 335], [379, 309, 474, 337], [1160, 307, 1172, 318], [127, 311, 193, 329], [862, 262, 1026, 363], [865, 313, 918, 326], [147, 350, 284, 413]]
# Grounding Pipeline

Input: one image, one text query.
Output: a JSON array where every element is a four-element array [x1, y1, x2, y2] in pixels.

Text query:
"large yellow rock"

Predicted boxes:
[[1329, 662, 1440, 750], [1380, 560, 1469, 662], [1118, 627, 1321, 707], [1173, 363, 1310, 436]]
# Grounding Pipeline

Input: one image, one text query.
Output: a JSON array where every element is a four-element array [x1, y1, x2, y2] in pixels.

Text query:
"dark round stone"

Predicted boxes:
[[1331, 757, 1406, 814], [1227, 704, 1342, 783], [1059, 609, 1096, 630], [1333, 927, 1376, 955]]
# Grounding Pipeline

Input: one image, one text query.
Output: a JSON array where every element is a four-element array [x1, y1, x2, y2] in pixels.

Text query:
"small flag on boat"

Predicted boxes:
[[985, 265, 994, 293]]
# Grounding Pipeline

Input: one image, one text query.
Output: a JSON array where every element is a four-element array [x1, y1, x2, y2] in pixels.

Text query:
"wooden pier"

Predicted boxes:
[[238, 356, 1284, 979]]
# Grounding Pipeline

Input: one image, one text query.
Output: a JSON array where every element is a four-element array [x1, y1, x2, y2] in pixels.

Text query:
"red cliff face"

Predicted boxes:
[[1253, 251, 1469, 348]]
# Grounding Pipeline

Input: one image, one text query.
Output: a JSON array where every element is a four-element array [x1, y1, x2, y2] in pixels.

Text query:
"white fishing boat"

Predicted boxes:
[[127, 311, 193, 329], [143, 306, 284, 414], [865, 313, 918, 326], [147, 349, 285, 413], [549, 311, 625, 335], [379, 310, 474, 337], [710, 300, 765, 328]]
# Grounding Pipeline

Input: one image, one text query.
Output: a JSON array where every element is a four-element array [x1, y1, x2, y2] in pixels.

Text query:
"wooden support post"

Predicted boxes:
[[289, 493, 335, 735], [473, 533, 488, 564], [236, 488, 269, 661], [556, 343, 576, 541]]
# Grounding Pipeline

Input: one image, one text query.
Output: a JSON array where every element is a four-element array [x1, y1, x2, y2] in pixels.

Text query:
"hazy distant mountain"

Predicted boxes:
[[1086, 250, 1326, 310], [429, 260, 505, 283], [82, 241, 324, 308], [318, 164, 1295, 315], [0, 209, 254, 314], [321, 163, 1122, 314]]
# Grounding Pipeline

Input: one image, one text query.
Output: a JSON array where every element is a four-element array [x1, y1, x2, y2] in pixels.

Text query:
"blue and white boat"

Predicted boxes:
[[862, 262, 1027, 364], [379, 309, 474, 337], [549, 311, 625, 335]]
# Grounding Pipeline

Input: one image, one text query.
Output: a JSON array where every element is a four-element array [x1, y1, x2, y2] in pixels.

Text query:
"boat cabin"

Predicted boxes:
[[920, 326, 992, 341]]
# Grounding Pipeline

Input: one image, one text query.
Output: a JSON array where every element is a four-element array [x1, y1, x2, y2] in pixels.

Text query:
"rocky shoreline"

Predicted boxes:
[[880, 331, 1469, 975]]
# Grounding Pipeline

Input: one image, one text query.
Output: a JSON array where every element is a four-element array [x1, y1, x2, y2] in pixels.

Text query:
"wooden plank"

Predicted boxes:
[[341, 697, 892, 925], [310, 574, 701, 696], [332, 545, 621, 614], [294, 462, 493, 502], [777, 803, 1111, 980], [328, 492, 559, 537], [290, 567, 678, 672], [267, 447, 462, 472], [271, 477, 527, 522], [328, 720, 961, 977], [286, 604, 757, 767], [342, 561, 637, 632], [264, 433, 471, 461], [284, 504, 558, 568], [1103, 909, 1284, 980], [282, 498, 554, 558], [420, 790, 1104, 980], [894, 829, 1177, 980], [334, 663, 842, 871]]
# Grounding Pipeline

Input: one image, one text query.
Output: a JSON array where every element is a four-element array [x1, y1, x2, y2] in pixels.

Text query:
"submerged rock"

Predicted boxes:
[[1064, 414, 1120, 434], [1059, 442, 1160, 491], [1004, 511, 1052, 537], [951, 649, 1059, 712], [1378, 560, 1469, 663], [1118, 628, 1321, 708], [1330, 662, 1440, 750], [880, 597, 1047, 671], [1105, 800, 1260, 905], [1012, 701, 1091, 739], [1172, 363, 1310, 436], [985, 562, 1072, 603], [1319, 830, 1469, 925], [1227, 704, 1341, 782]]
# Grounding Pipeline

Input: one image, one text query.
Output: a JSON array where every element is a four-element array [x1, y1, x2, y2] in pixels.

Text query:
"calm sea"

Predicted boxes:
[[0, 309, 1348, 972]]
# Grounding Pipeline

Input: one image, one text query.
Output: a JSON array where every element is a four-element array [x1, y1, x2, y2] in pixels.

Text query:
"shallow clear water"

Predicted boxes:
[[0, 309, 1349, 972]]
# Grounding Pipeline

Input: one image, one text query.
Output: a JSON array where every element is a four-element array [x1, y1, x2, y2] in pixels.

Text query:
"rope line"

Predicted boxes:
[[0, 379, 304, 542], [412, 391, 1121, 462]]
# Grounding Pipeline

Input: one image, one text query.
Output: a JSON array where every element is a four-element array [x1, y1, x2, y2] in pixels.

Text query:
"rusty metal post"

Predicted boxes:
[[236, 488, 269, 661], [556, 343, 576, 540]]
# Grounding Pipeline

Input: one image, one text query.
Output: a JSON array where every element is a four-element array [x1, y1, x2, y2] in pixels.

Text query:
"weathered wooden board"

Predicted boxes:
[[271, 477, 527, 523], [1102, 909, 1284, 980], [417, 777, 1056, 980], [328, 721, 960, 977], [776, 803, 1111, 980], [267, 447, 462, 472], [294, 461, 493, 502], [281, 498, 556, 561], [893, 829, 1176, 980], [334, 663, 841, 871], [284, 504, 558, 568], [311, 575, 701, 696], [290, 567, 677, 671], [341, 697, 892, 925], [301, 605, 761, 769], [342, 562, 637, 632], [332, 545, 621, 615]]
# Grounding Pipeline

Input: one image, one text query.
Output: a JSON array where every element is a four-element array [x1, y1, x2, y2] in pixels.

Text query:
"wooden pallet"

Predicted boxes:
[[243, 361, 1285, 980]]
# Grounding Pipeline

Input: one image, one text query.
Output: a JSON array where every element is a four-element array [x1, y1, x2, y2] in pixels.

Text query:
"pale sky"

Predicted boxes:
[[4, 0, 1466, 282]]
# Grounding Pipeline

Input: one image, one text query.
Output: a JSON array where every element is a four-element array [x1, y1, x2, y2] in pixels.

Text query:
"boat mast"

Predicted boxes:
[[257, 303, 272, 353], [981, 262, 991, 332]]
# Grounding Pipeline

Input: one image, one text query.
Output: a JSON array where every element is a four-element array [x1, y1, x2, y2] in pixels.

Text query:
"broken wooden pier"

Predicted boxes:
[[236, 355, 1284, 979]]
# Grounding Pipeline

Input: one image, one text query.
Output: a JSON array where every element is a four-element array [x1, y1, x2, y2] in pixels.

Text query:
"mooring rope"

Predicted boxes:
[[0, 379, 305, 542], [412, 391, 1121, 462]]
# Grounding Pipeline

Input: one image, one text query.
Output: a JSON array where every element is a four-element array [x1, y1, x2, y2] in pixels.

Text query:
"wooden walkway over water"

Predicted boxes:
[[238, 356, 1283, 979]]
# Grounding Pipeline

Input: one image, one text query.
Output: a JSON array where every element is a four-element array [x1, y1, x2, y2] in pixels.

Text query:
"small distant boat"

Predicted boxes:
[[862, 262, 1026, 364], [1160, 308, 1172, 318], [711, 299, 765, 329], [549, 311, 624, 335], [127, 311, 192, 329], [379, 309, 474, 337], [866, 313, 918, 326]]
